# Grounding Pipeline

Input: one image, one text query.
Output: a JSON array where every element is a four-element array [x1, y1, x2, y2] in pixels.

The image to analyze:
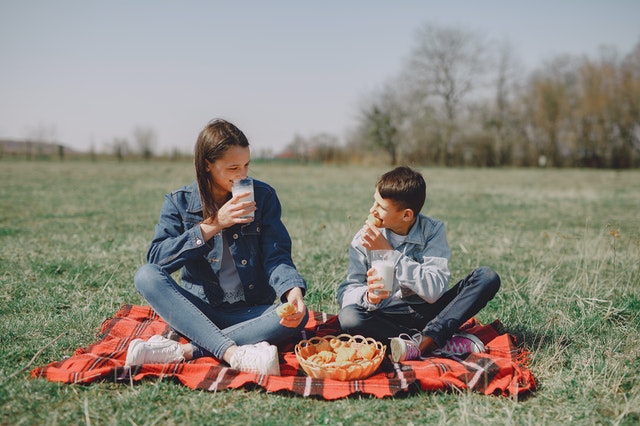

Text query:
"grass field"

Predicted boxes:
[[1, 160, 639, 425]]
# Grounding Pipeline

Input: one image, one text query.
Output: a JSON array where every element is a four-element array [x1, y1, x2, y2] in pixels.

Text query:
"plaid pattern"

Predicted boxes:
[[31, 304, 536, 400]]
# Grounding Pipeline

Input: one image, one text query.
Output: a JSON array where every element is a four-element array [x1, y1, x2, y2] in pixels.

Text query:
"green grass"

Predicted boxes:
[[1, 161, 639, 425]]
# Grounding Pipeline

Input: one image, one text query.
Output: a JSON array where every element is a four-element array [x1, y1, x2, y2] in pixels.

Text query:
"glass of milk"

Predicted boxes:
[[371, 250, 395, 296], [232, 177, 254, 219]]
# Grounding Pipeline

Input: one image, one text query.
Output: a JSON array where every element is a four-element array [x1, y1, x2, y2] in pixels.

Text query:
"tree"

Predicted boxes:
[[354, 80, 409, 165], [363, 105, 398, 165], [405, 24, 488, 165], [306, 133, 343, 163], [523, 55, 579, 167], [485, 41, 524, 166], [575, 51, 619, 167], [133, 126, 157, 160], [109, 137, 129, 162], [283, 133, 310, 163], [615, 41, 640, 166]]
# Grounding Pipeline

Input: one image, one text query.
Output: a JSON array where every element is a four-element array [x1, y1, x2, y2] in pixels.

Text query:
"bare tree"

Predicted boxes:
[[133, 126, 157, 160], [486, 40, 524, 166], [522, 55, 580, 167], [355, 80, 409, 165], [405, 24, 488, 165], [306, 133, 343, 163], [26, 122, 57, 160], [283, 133, 310, 163], [615, 41, 640, 166], [108, 137, 130, 162]]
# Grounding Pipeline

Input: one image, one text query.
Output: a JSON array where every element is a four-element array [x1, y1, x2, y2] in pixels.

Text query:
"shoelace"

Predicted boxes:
[[404, 341, 422, 360], [397, 333, 423, 360]]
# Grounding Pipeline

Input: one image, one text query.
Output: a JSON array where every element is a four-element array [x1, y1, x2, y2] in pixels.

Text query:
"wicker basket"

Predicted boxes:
[[295, 334, 386, 381]]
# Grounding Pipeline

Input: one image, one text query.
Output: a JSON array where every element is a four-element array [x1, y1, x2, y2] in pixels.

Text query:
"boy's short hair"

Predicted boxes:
[[376, 166, 426, 216]]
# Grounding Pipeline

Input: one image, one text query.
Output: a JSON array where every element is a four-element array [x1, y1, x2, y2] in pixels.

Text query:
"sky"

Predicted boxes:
[[1, 0, 639, 155]]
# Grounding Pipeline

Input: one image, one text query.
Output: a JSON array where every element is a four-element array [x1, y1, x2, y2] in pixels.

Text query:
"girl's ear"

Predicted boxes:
[[205, 159, 212, 173]]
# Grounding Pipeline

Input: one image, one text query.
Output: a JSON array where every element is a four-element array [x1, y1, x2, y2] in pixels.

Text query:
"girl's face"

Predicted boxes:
[[206, 145, 251, 196]]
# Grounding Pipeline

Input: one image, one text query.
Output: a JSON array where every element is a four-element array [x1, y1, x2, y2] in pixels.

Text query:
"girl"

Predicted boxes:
[[125, 119, 308, 375]]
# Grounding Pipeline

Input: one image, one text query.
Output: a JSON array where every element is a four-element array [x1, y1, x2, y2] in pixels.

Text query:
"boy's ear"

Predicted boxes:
[[402, 208, 414, 222]]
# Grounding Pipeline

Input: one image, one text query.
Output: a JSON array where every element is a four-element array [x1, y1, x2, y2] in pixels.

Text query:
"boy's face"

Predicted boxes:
[[370, 189, 414, 235]]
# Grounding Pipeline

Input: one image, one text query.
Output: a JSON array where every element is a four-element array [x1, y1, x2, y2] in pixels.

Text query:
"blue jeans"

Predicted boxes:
[[134, 264, 309, 360], [338, 266, 500, 348]]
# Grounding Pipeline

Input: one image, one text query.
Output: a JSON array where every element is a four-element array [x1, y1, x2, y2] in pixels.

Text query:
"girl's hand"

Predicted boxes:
[[280, 287, 306, 328], [200, 194, 256, 240], [215, 193, 256, 228]]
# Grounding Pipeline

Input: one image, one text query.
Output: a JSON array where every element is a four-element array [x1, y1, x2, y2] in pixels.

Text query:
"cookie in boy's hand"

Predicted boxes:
[[367, 214, 382, 227], [276, 302, 296, 318]]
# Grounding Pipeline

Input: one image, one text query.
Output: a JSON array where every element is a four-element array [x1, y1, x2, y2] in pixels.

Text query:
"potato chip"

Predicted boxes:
[[335, 346, 357, 362], [357, 344, 376, 360]]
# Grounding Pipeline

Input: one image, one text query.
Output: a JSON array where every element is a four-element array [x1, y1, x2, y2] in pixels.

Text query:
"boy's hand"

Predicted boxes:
[[360, 223, 392, 251], [365, 268, 390, 304]]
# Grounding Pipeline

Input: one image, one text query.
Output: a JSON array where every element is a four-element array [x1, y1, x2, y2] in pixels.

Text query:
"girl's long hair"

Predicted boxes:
[[194, 119, 249, 220]]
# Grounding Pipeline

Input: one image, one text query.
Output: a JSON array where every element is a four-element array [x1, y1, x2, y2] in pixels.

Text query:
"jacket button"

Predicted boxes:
[[248, 284, 255, 290], [233, 234, 239, 239], [256, 227, 260, 232], [196, 238, 203, 246], [241, 259, 247, 265]]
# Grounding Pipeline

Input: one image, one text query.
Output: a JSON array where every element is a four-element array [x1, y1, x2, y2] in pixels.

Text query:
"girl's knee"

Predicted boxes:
[[134, 263, 162, 295]]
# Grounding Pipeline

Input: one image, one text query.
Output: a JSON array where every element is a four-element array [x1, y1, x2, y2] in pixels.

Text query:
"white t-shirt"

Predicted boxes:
[[388, 230, 408, 250]]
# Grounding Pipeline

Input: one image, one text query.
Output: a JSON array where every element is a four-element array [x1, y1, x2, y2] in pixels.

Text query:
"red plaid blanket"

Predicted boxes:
[[31, 304, 536, 399]]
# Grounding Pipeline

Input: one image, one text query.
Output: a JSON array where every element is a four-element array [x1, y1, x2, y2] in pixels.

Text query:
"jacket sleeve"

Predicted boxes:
[[396, 220, 450, 303], [337, 233, 380, 310], [146, 193, 210, 274], [257, 186, 307, 301]]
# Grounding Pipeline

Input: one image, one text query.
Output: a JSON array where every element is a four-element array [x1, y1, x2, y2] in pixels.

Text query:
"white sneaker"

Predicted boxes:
[[229, 341, 280, 376], [125, 335, 185, 367]]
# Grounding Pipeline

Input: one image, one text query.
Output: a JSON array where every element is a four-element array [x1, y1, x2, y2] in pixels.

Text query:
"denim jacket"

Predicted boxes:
[[337, 214, 451, 313], [146, 179, 306, 306]]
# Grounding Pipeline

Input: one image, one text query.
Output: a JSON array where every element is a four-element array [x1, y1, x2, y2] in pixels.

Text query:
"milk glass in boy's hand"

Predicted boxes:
[[232, 177, 255, 219], [371, 250, 395, 296]]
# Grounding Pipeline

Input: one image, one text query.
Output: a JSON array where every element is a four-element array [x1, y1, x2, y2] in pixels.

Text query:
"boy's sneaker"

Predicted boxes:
[[125, 335, 185, 367], [229, 341, 281, 376], [390, 333, 424, 362], [431, 333, 485, 357]]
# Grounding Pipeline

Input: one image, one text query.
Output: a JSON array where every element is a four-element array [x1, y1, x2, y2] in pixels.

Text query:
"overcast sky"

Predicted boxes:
[[1, 0, 639, 155]]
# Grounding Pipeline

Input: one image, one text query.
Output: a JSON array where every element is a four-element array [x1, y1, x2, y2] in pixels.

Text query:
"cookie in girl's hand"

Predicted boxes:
[[276, 302, 296, 318]]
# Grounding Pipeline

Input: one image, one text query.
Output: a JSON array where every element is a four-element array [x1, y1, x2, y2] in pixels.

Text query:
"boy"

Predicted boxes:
[[337, 166, 500, 362]]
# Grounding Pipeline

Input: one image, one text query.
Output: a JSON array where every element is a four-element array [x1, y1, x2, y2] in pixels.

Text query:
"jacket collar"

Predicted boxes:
[[186, 181, 203, 214], [383, 214, 427, 247]]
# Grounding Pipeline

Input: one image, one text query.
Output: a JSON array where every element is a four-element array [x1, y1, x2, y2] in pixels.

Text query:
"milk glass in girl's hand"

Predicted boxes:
[[371, 250, 395, 296], [232, 177, 254, 219]]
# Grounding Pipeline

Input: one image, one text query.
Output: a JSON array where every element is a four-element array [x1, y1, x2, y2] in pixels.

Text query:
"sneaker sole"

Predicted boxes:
[[390, 339, 405, 363]]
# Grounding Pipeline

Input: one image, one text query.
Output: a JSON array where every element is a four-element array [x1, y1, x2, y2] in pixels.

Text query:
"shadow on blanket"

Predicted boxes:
[[31, 304, 537, 400]]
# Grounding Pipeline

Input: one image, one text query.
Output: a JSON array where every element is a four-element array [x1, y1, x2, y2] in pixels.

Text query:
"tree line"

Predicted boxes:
[[6, 24, 639, 168], [285, 23, 640, 168]]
